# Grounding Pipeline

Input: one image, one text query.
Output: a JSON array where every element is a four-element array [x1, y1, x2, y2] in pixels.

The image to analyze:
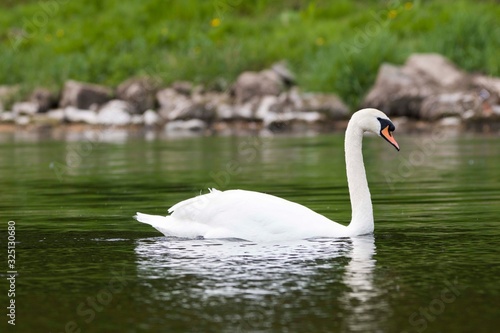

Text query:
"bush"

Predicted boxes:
[[0, 0, 498, 110]]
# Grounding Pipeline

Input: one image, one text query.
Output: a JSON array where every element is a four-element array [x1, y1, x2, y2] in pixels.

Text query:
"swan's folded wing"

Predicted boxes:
[[140, 189, 347, 241], [179, 189, 344, 241], [168, 188, 222, 221]]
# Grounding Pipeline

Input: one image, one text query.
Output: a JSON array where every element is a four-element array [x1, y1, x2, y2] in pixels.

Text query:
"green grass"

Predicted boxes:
[[0, 0, 499, 109]]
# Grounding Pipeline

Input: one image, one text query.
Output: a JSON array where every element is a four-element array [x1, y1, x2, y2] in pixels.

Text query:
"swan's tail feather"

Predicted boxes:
[[135, 212, 163, 226], [135, 189, 222, 238], [134, 212, 210, 238]]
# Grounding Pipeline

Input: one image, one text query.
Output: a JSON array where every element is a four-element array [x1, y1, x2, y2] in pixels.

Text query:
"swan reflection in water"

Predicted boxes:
[[134, 235, 389, 331]]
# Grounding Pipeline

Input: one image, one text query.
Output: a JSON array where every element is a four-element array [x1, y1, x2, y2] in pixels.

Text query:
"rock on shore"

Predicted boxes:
[[362, 53, 500, 126], [0, 62, 350, 132], [60, 80, 113, 110], [1, 55, 499, 133]]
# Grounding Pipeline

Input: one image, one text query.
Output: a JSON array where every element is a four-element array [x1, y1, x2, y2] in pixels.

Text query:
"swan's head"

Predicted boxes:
[[352, 108, 400, 151]]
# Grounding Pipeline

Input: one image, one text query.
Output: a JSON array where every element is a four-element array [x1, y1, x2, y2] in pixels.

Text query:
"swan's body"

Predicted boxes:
[[135, 108, 399, 242]]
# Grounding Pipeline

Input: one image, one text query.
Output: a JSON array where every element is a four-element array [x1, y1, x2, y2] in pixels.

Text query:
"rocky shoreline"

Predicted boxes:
[[1, 53, 499, 135]]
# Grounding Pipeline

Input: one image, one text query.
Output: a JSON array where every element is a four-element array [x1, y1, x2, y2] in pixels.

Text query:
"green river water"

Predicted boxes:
[[0, 129, 499, 333]]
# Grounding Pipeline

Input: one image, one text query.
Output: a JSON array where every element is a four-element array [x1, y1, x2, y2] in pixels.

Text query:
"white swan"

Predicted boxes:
[[135, 108, 399, 242]]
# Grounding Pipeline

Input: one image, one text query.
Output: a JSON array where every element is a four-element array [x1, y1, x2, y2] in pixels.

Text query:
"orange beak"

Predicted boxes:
[[381, 126, 400, 151]]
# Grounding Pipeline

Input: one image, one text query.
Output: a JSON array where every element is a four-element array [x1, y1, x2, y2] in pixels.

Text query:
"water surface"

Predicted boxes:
[[1, 130, 499, 332]]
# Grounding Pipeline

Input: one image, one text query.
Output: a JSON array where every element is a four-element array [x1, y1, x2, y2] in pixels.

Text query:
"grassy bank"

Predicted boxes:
[[0, 0, 499, 108]]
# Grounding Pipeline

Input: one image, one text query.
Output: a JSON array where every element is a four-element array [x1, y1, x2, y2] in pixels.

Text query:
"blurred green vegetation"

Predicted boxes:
[[0, 0, 499, 108]]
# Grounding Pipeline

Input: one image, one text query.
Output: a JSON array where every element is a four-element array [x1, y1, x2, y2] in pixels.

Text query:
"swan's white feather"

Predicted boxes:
[[135, 108, 398, 242], [135, 189, 349, 242]]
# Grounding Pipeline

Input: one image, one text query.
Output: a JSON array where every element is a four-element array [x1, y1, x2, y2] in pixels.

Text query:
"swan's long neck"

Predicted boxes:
[[344, 122, 374, 235]]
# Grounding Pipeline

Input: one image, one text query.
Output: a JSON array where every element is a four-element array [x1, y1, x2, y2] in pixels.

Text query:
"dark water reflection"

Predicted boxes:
[[134, 235, 381, 332], [1, 131, 499, 332]]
